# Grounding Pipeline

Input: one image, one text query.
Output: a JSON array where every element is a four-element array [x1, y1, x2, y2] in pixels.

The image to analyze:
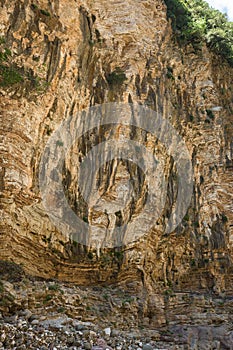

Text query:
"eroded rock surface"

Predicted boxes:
[[0, 0, 233, 347]]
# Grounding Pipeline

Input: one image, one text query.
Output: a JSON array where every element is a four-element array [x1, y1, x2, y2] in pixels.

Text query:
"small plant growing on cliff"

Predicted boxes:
[[33, 76, 50, 93], [0, 281, 4, 293], [164, 288, 173, 296], [190, 258, 196, 267], [31, 4, 38, 10], [73, 240, 78, 247], [83, 216, 88, 223], [113, 250, 124, 261], [56, 140, 64, 147], [166, 66, 175, 80], [43, 294, 53, 303], [0, 39, 24, 87], [206, 109, 214, 119], [87, 251, 94, 260], [106, 67, 127, 87], [0, 36, 6, 45], [40, 9, 51, 17], [0, 66, 23, 86], [0, 48, 11, 62], [122, 296, 134, 305], [88, 39, 95, 47], [221, 214, 228, 223], [57, 306, 65, 313], [103, 293, 109, 300], [48, 283, 59, 291], [167, 279, 173, 288]]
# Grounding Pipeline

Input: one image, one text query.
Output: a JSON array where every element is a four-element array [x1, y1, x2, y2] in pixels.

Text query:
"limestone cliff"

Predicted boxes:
[[0, 0, 233, 345]]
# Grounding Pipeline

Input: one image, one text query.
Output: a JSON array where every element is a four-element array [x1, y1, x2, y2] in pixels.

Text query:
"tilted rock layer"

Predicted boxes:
[[0, 0, 233, 342]]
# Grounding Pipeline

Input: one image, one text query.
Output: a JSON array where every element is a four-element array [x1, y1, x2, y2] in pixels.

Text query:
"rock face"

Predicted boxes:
[[0, 0, 233, 337]]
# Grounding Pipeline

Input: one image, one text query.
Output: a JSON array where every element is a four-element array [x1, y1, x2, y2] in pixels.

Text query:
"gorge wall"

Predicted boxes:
[[0, 0, 233, 300]]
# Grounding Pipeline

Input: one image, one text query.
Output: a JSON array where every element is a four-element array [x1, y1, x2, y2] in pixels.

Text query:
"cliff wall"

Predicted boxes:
[[0, 0, 232, 296]]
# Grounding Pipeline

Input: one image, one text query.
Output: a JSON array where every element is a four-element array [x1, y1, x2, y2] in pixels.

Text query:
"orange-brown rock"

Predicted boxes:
[[0, 0, 232, 308]]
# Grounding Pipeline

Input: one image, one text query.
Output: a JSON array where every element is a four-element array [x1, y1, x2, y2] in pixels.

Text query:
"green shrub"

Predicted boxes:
[[206, 109, 214, 119], [0, 48, 11, 62], [57, 306, 65, 313], [40, 9, 51, 17], [0, 66, 23, 86], [106, 67, 127, 87], [103, 293, 108, 300], [114, 250, 124, 260], [190, 258, 196, 266], [167, 279, 173, 287], [0, 37, 6, 45], [222, 214, 228, 223], [43, 294, 53, 303], [164, 288, 173, 295], [0, 35, 47, 92], [83, 216, 88, 223], [56, 140, 63, 147], [48, 283, 59, 291], [0, 41, 23, 86], [31, 4, 38, 10], [164, 0, 233, 66], [166, 66, 175, 79], [33, 76, 50, 93], [87, 251, 94, 260], [0, 281, 4, 293]]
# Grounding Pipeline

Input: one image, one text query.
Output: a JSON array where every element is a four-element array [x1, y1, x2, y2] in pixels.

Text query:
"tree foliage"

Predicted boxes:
[[164, 0, 233, 66]]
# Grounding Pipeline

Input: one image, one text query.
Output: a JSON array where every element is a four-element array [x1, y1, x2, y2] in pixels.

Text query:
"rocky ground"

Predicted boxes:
[[0, 275, 165, 350], [0, 261, 233, 349]]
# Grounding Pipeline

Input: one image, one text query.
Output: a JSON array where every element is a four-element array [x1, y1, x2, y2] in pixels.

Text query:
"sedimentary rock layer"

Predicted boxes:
[[0, 0, 232, 299]]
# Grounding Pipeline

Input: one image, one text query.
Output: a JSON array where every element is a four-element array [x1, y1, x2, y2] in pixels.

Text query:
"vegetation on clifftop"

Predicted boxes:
[[164, 0, 233, 66]]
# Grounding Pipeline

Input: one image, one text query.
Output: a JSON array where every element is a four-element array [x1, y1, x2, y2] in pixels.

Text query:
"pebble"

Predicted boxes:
[[104, 327, 111, 336], [31, 319, 39, 325], [83, 341, 92, 349], [142, 345, 153, 350]]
